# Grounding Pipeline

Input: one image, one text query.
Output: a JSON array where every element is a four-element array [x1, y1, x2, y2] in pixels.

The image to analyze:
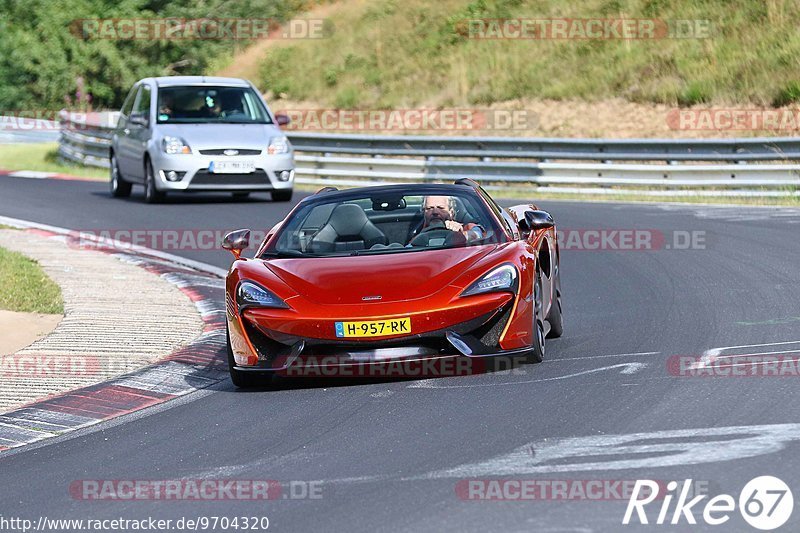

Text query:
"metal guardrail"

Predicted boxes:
[[58, 110, 118, 168], [284, 132, 800, 161], [57, 110, 800, 196]]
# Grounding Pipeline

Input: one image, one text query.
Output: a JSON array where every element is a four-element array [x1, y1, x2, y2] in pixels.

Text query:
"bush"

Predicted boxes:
[[0, 0, 311, 111]]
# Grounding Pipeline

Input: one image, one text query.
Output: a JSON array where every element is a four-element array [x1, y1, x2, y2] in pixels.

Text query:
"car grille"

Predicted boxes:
[[190, 169, 271, 187], [199, 149, 262, 155]]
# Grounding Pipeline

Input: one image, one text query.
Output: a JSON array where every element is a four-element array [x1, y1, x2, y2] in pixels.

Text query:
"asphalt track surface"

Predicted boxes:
[[2, 176, 800, 532]]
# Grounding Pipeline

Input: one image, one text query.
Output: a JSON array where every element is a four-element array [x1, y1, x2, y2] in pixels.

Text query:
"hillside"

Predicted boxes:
[[246, 0, 800, 109], [208, 0, 800, 138]]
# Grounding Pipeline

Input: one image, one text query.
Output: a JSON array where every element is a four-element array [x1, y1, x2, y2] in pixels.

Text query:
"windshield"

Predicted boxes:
[[156, 85, 272, 124], [264, 191, 504, 258]]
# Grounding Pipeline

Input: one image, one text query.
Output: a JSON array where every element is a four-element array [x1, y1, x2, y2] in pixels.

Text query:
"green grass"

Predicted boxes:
[[0, 143, 108, 181], [257, 0, 800, 108], [0, 246, 63, 314]]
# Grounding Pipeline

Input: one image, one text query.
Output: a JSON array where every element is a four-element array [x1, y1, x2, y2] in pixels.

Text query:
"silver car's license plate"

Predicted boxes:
[[209, 161, 256, 174]]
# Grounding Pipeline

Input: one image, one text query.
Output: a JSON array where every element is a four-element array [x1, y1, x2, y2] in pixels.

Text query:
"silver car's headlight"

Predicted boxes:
[[460, 264, 518, 297], [236, 281, 288, 310], [162, 136, 191, 154], [267, 136, 290, 155]]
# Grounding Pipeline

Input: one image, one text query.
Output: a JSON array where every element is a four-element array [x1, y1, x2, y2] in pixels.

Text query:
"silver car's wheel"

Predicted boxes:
[[143, 159, 165, 204], [110, 153, 132, 198]]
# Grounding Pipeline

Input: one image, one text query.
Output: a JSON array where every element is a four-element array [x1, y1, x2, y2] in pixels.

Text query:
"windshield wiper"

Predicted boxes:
[[260, 250, 307, 258]]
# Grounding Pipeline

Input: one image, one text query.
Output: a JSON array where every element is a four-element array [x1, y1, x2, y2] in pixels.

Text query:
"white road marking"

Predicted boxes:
[[544, 351, 659, 362], [7, 171, 54, 179], [407, 362, 647, 389], [423, 422, 800, 477], [692, 340, 800, 369]]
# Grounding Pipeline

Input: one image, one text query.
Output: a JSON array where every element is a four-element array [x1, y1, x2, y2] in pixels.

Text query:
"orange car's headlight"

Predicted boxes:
[[236, 281, 288, 310], [460, 264, 518, 297]]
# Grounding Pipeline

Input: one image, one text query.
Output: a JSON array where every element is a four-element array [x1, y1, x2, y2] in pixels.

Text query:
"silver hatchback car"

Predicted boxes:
[[110, 76, 294, 203]]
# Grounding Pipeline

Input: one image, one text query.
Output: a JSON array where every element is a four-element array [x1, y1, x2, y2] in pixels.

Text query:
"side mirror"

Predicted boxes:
[[222, 229, 251, 260], [519, 210, 554, 237], [275, 113, 290, 126], [129, 112, 149, 127]]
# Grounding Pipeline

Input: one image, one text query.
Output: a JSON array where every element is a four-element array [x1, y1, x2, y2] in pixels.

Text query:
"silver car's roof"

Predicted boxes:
[[148, 76, 252, 88]]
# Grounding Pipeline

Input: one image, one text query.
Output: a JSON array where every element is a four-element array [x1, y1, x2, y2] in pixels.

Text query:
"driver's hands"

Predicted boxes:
[[445, 220, 463, 232]]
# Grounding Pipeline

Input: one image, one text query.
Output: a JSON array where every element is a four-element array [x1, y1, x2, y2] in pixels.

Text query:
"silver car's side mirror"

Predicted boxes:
[[222, 229, 251, 260], [129, 112, 149, 128]]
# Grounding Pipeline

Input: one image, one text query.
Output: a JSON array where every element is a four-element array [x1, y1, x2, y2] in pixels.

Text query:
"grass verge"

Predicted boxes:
[[0, 245, 63, 314], [0, 143, 108, 181]]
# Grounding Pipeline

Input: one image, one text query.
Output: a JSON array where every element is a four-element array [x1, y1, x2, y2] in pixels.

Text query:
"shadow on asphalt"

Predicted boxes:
[[216, 358, 544, 393], [90, 191, 279, 205]]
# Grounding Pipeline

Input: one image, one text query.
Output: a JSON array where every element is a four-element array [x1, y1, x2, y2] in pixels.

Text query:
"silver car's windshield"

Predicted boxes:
[[156, 86, 272, 124]]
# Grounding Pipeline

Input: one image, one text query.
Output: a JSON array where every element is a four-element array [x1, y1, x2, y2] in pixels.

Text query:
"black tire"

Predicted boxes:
[[232, 192, 250, 200], [524, 269, 546, 364], [546, 268, 564, 339], [226, 326, 270, 388], [110, 153, 132, 198], [271, 189, 293, 202], [143, 159, 166, 204]]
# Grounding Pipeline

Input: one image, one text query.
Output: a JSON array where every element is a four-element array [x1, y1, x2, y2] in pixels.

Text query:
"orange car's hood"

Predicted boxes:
[[263, 245, 496, 305]]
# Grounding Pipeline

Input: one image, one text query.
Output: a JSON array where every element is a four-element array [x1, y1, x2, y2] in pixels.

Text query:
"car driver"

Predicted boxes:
[[420, 195, 485, 242]]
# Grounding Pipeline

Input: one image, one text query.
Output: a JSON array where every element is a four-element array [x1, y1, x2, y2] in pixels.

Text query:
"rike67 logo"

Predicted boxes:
[[623, 476, 793, 530]]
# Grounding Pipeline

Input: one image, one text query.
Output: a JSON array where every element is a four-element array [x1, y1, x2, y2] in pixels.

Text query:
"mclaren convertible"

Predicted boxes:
[[223, 179, 562, 387]]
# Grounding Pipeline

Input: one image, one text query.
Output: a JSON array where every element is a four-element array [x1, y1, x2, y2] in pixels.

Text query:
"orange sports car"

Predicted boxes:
[[222, 179, 562, 387]]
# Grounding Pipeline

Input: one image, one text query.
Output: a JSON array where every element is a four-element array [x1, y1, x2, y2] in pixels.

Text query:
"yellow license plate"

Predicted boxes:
[[335, 317, 411, 338]]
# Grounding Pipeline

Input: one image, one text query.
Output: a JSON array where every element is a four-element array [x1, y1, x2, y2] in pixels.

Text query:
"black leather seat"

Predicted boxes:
[[309, 204, 387, 253]]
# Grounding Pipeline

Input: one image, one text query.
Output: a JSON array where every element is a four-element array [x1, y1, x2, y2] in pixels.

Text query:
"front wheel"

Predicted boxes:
[[271, 189, 292, 202], [144, 159, 166, 204], [110, 153, 132, 198], [524, 269, 546, 364], [546, 268, 563, 339]]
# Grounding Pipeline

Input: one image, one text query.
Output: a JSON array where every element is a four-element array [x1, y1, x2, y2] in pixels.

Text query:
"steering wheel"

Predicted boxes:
[[409, 220, 466, 247]]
